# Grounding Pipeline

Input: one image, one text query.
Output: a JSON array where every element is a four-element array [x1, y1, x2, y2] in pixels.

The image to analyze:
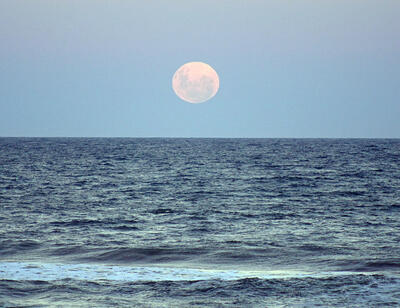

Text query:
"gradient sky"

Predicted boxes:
[[1, 0, 399, 137]]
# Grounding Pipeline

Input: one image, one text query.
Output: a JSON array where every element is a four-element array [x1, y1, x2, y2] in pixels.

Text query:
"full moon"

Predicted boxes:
[[172, 62, 220, 104]]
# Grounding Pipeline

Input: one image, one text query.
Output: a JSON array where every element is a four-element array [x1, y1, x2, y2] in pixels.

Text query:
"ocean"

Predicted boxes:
[[0, 138, 399, 307]]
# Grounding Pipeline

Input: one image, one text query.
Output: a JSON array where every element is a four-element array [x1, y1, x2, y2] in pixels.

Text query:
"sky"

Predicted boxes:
[[0, 0, 399, 138]]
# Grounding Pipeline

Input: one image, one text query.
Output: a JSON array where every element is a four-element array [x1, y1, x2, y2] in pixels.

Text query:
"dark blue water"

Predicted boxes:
[[1, 138, 400, 307]]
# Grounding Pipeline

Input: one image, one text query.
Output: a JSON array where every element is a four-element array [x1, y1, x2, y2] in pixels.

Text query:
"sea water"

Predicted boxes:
[[1, 138, 399, 307]]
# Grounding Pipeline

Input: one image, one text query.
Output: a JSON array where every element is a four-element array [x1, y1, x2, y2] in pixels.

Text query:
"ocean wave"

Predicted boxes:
[[0, 240, 42, 257], [335, 258, 400, 272], [1, 265, 400, 308], [2, 261, 398, 283], [77, 247, 209, 263], [49, 218, 140, 227]]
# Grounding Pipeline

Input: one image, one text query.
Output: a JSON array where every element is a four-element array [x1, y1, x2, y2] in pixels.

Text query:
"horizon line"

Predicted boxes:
[[1, 136, 399, 139]]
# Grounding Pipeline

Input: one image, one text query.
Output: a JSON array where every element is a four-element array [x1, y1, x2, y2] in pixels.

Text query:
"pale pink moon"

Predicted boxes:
[[172, 62, 220, 104]]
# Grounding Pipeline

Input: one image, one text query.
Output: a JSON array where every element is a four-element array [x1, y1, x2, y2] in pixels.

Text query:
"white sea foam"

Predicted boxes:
[[0, 261, 390, 282]]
